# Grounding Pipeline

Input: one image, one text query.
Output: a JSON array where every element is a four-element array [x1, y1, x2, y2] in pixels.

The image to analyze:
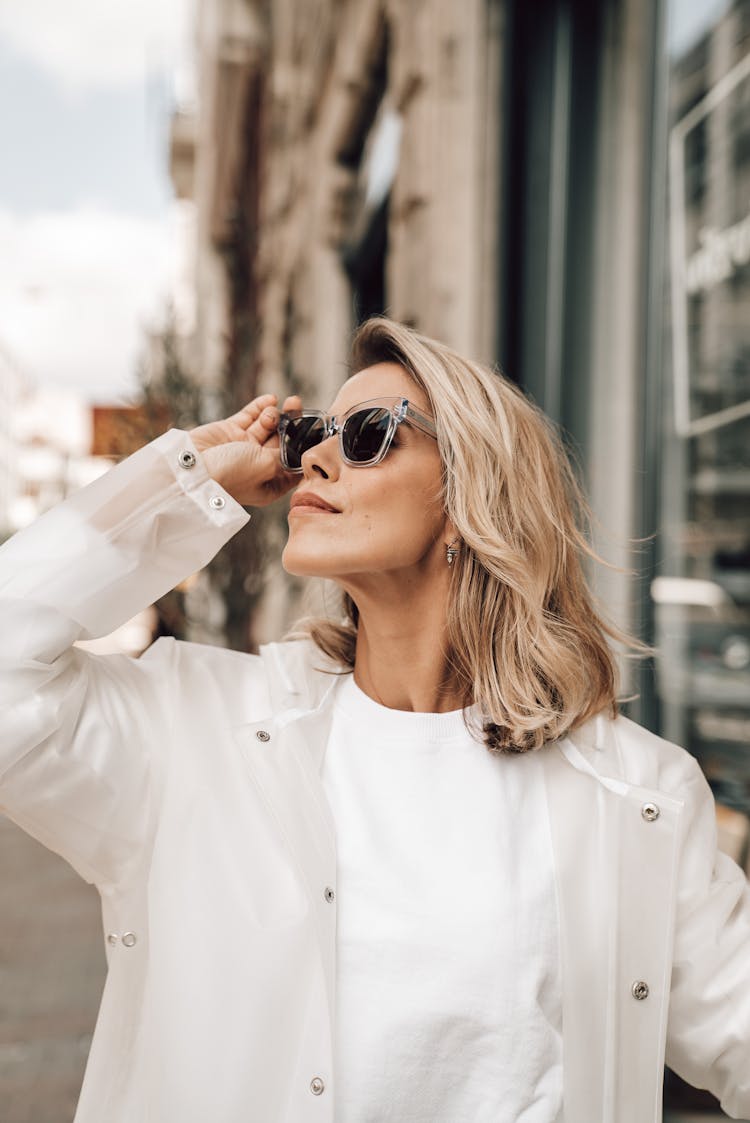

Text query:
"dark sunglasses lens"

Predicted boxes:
[[342, 407, 392, 463], [283, 416, 326, 468]]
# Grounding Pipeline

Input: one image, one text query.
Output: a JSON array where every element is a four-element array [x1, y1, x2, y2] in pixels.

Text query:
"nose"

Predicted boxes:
[[301, 432, 340, 481]]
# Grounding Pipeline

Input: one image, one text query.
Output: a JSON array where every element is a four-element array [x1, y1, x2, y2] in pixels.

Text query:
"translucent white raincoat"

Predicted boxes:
[[1, 429, 749, 1122]]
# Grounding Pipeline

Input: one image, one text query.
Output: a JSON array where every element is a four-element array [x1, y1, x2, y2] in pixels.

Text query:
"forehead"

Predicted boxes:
[[329, 362, 428, 413]]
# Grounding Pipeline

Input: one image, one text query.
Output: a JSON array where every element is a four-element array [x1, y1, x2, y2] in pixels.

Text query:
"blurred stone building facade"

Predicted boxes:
[[170, 0, 506, 643]]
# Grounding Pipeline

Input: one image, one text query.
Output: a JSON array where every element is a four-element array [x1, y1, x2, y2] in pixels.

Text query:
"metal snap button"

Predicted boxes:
[[324, 886, 335, 903], [256, 729, 271, 742], [641, 802, 660, 822], [122, 932, 137, 948], [310, 1076, 325, 1095], [209, 495, 226, 510], [178, 450, 196, 469], [106, 933, 118, 945], [631, 980, 649, 1000]]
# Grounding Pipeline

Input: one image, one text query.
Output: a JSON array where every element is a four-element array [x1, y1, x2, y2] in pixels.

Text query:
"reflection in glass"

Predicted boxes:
[[661, 0, 750, 817]]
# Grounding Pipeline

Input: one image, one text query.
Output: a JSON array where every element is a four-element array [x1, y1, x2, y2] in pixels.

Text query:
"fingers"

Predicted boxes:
[[247, 405, 281, 445], [229, 393, 302, 430], [237, 392, 304, 445], [228, 394, 278, 429]]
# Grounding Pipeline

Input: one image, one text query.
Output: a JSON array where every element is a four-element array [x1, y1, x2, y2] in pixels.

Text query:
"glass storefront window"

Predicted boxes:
[[659, 0, 750, 839], [660, 4, 750, 1113]]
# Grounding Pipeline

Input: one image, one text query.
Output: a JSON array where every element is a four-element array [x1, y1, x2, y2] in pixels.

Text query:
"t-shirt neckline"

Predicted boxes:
[[333, 672, 484, 744]]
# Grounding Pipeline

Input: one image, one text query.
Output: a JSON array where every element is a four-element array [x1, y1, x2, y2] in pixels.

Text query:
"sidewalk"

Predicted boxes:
[[0, 815, 105, 1123]]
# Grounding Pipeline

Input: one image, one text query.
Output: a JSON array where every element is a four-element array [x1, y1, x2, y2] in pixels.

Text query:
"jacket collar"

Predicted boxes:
[[556, 713, 630, 795], [259, 639, 626, 790], [259, 639, 342, 711]]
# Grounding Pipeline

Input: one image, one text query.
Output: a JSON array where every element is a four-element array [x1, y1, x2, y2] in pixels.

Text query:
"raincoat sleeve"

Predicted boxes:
[[0, 428, 250, 889], [665, 752, 750, 1118]]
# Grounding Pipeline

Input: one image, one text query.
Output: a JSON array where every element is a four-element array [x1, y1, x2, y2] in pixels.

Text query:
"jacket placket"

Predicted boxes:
[[235, 697, 339, 1121], [543, 737, 684, 1122]]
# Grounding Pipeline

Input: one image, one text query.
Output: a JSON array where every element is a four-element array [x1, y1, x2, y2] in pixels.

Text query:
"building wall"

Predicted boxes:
[[0, 345, 27, 540], [0, 366, 107, 539], [586, 0, 662, 649], [254, 0, 502, 376], [178, 0, 507, 644]]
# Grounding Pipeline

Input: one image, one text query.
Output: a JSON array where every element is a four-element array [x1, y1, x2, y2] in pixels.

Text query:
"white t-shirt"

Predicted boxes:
[[321, 674, 564, 1123]]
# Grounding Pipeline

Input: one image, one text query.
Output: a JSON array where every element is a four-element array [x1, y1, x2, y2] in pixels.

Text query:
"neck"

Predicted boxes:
[[341, 569, 466, 713]]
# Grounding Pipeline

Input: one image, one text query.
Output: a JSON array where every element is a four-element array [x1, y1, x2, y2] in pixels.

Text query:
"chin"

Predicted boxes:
[[281, 545, 335, 578]]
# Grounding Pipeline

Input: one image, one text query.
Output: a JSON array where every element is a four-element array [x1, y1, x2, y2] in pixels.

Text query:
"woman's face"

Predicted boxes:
[[281, 363, 451, 583]]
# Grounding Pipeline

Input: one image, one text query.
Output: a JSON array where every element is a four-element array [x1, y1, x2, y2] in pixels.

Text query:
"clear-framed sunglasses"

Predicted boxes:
[[278, 396, 438, 472]]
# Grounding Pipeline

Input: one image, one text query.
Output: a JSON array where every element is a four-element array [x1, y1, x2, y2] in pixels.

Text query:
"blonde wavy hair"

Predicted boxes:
[[289, 315, 647, 753]]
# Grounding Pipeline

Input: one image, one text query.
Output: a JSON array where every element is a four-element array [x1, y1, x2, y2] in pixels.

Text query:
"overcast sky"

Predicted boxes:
[[0, 0, 192, 405], [0, 0, 731, 408]]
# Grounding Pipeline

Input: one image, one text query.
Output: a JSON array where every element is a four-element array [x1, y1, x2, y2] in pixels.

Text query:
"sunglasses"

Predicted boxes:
[[278, 396, 438, 471]]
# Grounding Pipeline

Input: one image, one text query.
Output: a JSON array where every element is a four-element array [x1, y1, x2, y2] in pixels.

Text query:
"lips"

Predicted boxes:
[[289, 491, 340, 513]]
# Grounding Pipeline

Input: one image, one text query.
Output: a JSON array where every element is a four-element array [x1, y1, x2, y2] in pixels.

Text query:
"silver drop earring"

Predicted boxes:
[[446, 538, 460, 566]]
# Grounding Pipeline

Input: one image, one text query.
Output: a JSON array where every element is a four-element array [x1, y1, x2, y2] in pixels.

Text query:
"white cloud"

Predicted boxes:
[[0, 0, 194, 92], [0, 205, 185, 402]]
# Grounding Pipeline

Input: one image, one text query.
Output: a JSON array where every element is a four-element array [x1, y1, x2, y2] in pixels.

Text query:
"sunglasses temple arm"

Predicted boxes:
[[403, 404, 438, 438]]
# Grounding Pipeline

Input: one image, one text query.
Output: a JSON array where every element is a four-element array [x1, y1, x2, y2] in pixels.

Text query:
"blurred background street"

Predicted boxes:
[[0, 819, 104, 1123], [1, 0, 749, 1118]]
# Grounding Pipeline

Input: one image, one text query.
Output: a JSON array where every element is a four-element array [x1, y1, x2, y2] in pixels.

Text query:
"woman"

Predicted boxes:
[[1, 316, 748, 1123]]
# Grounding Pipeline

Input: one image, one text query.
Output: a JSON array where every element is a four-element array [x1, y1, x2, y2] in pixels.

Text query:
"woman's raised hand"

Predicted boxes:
[[188, 393, 302, 508]]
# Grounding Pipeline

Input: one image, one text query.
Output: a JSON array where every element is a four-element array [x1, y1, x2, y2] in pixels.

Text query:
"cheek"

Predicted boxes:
[[354, 472, 443, 544]]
